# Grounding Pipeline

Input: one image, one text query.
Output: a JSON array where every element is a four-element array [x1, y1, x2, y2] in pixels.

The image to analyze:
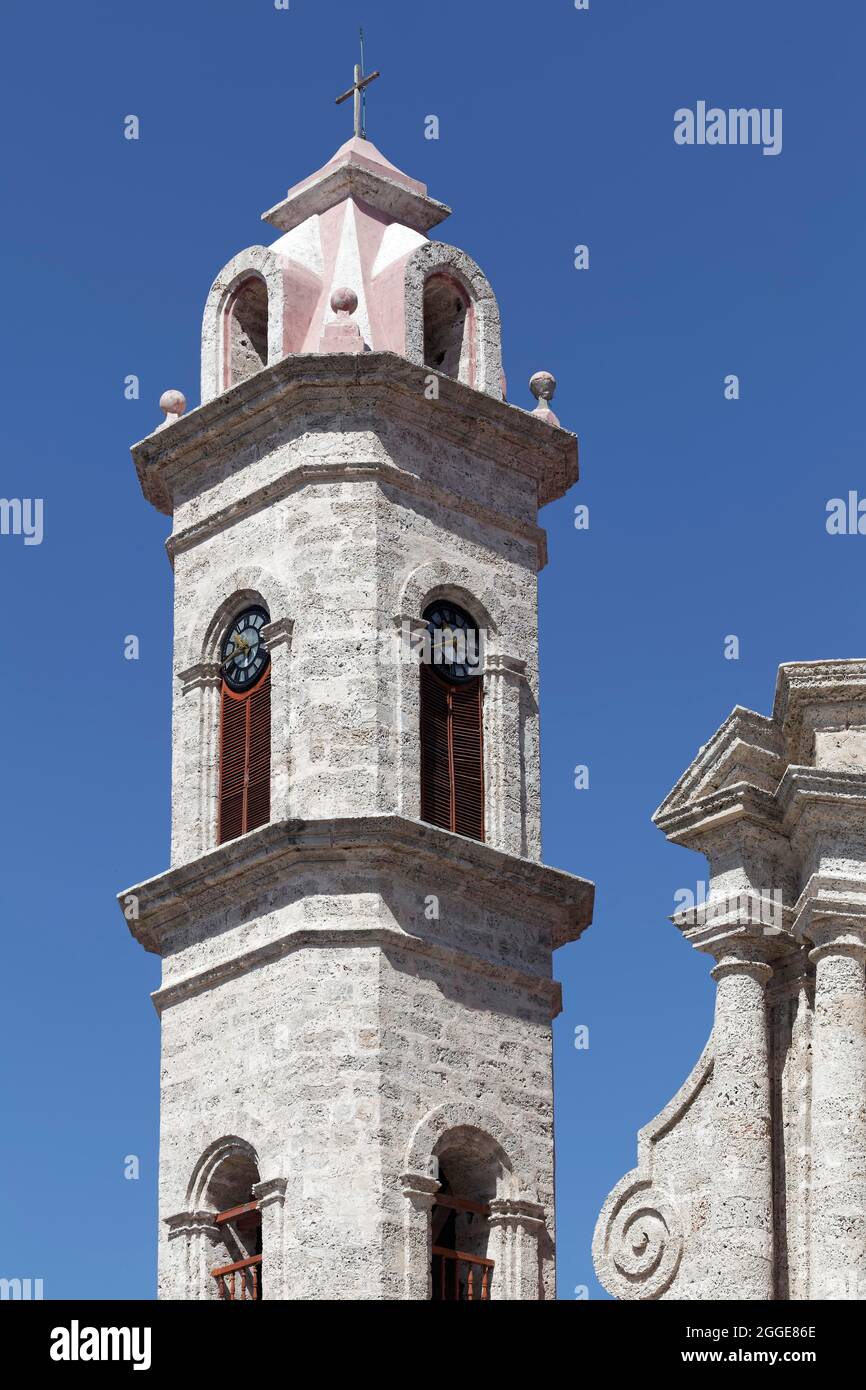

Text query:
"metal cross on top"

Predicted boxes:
[[335, 30, 380, 140]]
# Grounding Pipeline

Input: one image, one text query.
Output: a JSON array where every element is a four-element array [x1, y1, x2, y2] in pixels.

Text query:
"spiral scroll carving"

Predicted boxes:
[[592, 1177, 683, 1300]]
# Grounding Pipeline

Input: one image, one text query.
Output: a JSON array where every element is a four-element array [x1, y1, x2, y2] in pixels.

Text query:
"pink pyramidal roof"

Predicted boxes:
[[309, 135, 425, 194]]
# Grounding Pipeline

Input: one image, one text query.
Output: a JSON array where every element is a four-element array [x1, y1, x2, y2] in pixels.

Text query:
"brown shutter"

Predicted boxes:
[[245, 670, 271, 833], [420, 665, 484, 842], [218, 668, 271, 844], [451, 677, 484, 841], [218, 686, 247, 844], [420, 664, 453, 831]]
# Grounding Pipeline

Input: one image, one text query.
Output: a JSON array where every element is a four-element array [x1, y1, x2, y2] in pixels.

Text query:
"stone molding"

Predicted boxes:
[[131, 351, 578, 521], [167, 456, 548, 573], [397, 564, 501, 637], [178, 569, 294, 674], [165, 1209, 220, 1240], [261, 157, 451, 237], [252, 1177, 289, 1208], [148, 920, 565, 1020], [485, 652, 527, 680], [176, 661, 221, 695], [119, 813, 594, 958], [404, 1100, 534, 1198]]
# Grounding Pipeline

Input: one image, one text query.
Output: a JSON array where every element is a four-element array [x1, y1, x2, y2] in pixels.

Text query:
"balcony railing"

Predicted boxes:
[[432, 1246, 494, 1300], [212, 1254, 262, 1301]]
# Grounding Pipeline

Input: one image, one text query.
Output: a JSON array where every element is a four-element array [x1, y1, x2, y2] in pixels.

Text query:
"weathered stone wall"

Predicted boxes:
[[139, 823, 585, 1300], [593, 660, 866, 1302], [166, 393, 546, 869]]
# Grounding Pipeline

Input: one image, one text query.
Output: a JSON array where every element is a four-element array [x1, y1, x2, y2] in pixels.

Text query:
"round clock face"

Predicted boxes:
[[424, 601, 481, 682], [221, 606, 270, 692]]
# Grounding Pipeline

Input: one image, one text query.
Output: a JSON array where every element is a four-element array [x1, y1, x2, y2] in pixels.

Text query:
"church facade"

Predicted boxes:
[[119, 131, 594, 1300], [594, 660, 866, 1301]]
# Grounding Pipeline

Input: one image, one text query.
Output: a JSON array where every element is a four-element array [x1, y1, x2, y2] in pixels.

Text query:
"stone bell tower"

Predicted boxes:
[[120, 114, 593, 1300]]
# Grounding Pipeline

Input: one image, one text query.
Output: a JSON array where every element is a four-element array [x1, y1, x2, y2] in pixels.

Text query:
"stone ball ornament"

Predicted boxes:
[[330, 286, 359, 316], [529, 370, 557, 404], [159, 389, 187, 419]]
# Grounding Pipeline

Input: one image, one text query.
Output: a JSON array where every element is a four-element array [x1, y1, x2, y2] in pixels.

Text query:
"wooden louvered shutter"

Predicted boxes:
[[218, 687, 247, 844], [218, 668, 271, 844], [450, 678, 484, 841], [245, 670, 271, 833], [420, 665, 484, 842], [420, 664, 452, 831]]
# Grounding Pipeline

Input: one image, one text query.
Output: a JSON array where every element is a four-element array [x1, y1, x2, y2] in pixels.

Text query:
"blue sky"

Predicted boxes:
[[1, 0, 864, 1299]]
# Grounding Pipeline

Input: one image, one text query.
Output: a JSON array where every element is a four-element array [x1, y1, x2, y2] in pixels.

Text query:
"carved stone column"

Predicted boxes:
[[483, 652, 527, 857], [796, 893, 866, 1299], [392, 615, 429, 820], [173, 663, 221, 864], [706, 936, 775, 1299], [252, 1176, 288, 1301], [400, 1172, 439, 1300], [261, 617, 294, 825], [163, 1209, 221, 1299], [487, 1198, 545, 1300]]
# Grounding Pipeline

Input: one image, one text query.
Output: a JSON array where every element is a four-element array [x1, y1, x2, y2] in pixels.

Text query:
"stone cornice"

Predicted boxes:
[[792, 872, 866, 949], [654, 781, 783, 849], [260, 616, 294, 652], [654, 707, 785, 828], [176, 660, 221, 695], [774, 658, 866, 760], [165, 1209, 219, 1238], [673, 892, 797, 961], [484, 652, 527, 679], [252, 1177, 288, 1209], [148, 920, 566, 1021], [776, 764, 866, 836], [164, 454, 550, 572], [131, 352, 578, 524], [488, 1197, 546, 1230], [261, 159, 451, 236], [657, 738, 866, 848], [118, 813, 594, 957]]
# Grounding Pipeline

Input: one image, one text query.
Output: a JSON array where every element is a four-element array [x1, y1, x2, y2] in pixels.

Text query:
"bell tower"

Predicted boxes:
[[120, 112, 594, 1300]]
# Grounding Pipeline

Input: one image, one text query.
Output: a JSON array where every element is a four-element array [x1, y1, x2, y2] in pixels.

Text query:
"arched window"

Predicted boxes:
[[224, 276, 269, 388], [218, 606, 271, 844], [205, 1146, 262, 1301], [419, 601, 484, 841], [423, 273, 473, 382], [431, 1130, 507, 1300]]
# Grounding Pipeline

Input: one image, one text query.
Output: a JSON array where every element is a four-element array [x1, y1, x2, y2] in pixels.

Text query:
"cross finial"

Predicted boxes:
[[335, 28, 380, 140]]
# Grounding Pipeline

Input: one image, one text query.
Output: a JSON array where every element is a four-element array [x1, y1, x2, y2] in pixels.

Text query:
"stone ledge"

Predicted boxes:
[[118, 813, 594, 956], [262, 159, 451, 236], [776, 764, 866, 834], [148, 922, 565, 1020], [163, 455, 550, 572], [654, 780, 783, 848], [131, 352, 578, 518]]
